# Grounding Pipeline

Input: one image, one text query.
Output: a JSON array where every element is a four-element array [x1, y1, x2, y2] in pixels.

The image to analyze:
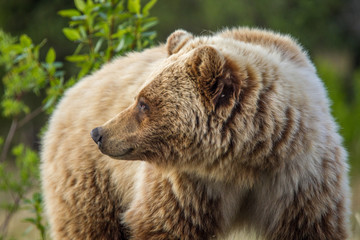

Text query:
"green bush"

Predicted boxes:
[[0, 0, 157, 239]]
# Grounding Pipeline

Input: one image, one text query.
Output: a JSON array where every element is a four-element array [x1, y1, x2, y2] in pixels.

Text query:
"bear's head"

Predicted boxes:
[[91, 30, 249, 174]]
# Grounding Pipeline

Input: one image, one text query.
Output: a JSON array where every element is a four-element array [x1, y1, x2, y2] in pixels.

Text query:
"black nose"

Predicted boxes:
[[91, 127, 103, 146]]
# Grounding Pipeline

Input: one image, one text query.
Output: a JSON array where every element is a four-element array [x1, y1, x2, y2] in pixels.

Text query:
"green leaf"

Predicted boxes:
[[114, 1, 124, 13], [94, 39, 103, 53], [142, 19, 158, 30], [74, 0, 86, 12], [115, 38, 125, 52], [13, 53, 27, 63], [43, 96, 56, 111], [19, 34, 32, 47], [12, 144, 24, 157], [53, 61, 63, 69], [62, 28, 81, 41], [71, 15, 87, 21], [123, 34, 135, 49], [142, 0, 157, 17], [65, 54, 88, 62], [141, 31, 156, 38], [46, 47, 56, 64], [111, 29, 127, 39], [78, 26, 87, 38], [65, 77, 76, 88], [24, 218, 36, 224], [58, 9, 81, 17], [128, 0, 140, 14], [33, 192, 42, 202], [24, 225, 34, 235]]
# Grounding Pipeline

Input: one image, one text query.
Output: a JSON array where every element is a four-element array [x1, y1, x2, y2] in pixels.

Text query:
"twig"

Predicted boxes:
[[0, 106, 43, 163], [0, 195, 21, 238], [18, 106, 43, 128], [0, 119, 18, 163]]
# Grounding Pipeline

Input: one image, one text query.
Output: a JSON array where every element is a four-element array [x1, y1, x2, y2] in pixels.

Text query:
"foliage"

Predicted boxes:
[[59, 0, 157, 79], [0, 0, 157, 239], [23, 193, 47, 240]]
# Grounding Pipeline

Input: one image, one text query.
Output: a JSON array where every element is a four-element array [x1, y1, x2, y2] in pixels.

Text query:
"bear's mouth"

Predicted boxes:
[[104, 147, 134, 159], [119, 147, 134, 156]]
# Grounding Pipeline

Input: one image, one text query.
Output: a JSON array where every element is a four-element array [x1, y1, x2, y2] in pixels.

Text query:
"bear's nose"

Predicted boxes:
[[91, 127, 103, 147]]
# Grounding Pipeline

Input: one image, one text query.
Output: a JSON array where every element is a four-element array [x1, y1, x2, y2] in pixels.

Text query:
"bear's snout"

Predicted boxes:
[[91, 127, 103, 147]]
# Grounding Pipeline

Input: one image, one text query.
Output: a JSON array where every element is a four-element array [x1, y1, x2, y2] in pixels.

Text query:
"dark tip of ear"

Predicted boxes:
[[166, 29, 193, 55]]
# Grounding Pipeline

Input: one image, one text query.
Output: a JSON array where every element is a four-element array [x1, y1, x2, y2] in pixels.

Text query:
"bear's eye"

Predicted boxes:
[[138, 99, 149, 113]]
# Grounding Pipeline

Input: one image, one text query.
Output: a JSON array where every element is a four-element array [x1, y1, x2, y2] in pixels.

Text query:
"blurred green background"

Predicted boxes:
[[0, 0, 359, 238]]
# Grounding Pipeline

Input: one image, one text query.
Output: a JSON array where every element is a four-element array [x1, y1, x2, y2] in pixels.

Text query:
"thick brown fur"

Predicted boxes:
[[41, 27, 350, 240]]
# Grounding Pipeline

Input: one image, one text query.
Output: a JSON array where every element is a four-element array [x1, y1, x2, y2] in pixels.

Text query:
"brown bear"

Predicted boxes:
[[41, 27, 351, 240]]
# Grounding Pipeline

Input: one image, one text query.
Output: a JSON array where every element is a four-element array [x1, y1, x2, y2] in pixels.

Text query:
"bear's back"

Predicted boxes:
[[219, 27, 313, 69]]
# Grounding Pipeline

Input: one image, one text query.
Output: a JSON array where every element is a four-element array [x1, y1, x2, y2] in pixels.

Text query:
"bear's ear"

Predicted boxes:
[[189, 46, 240, 111], [166, 29, 193, 55]]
